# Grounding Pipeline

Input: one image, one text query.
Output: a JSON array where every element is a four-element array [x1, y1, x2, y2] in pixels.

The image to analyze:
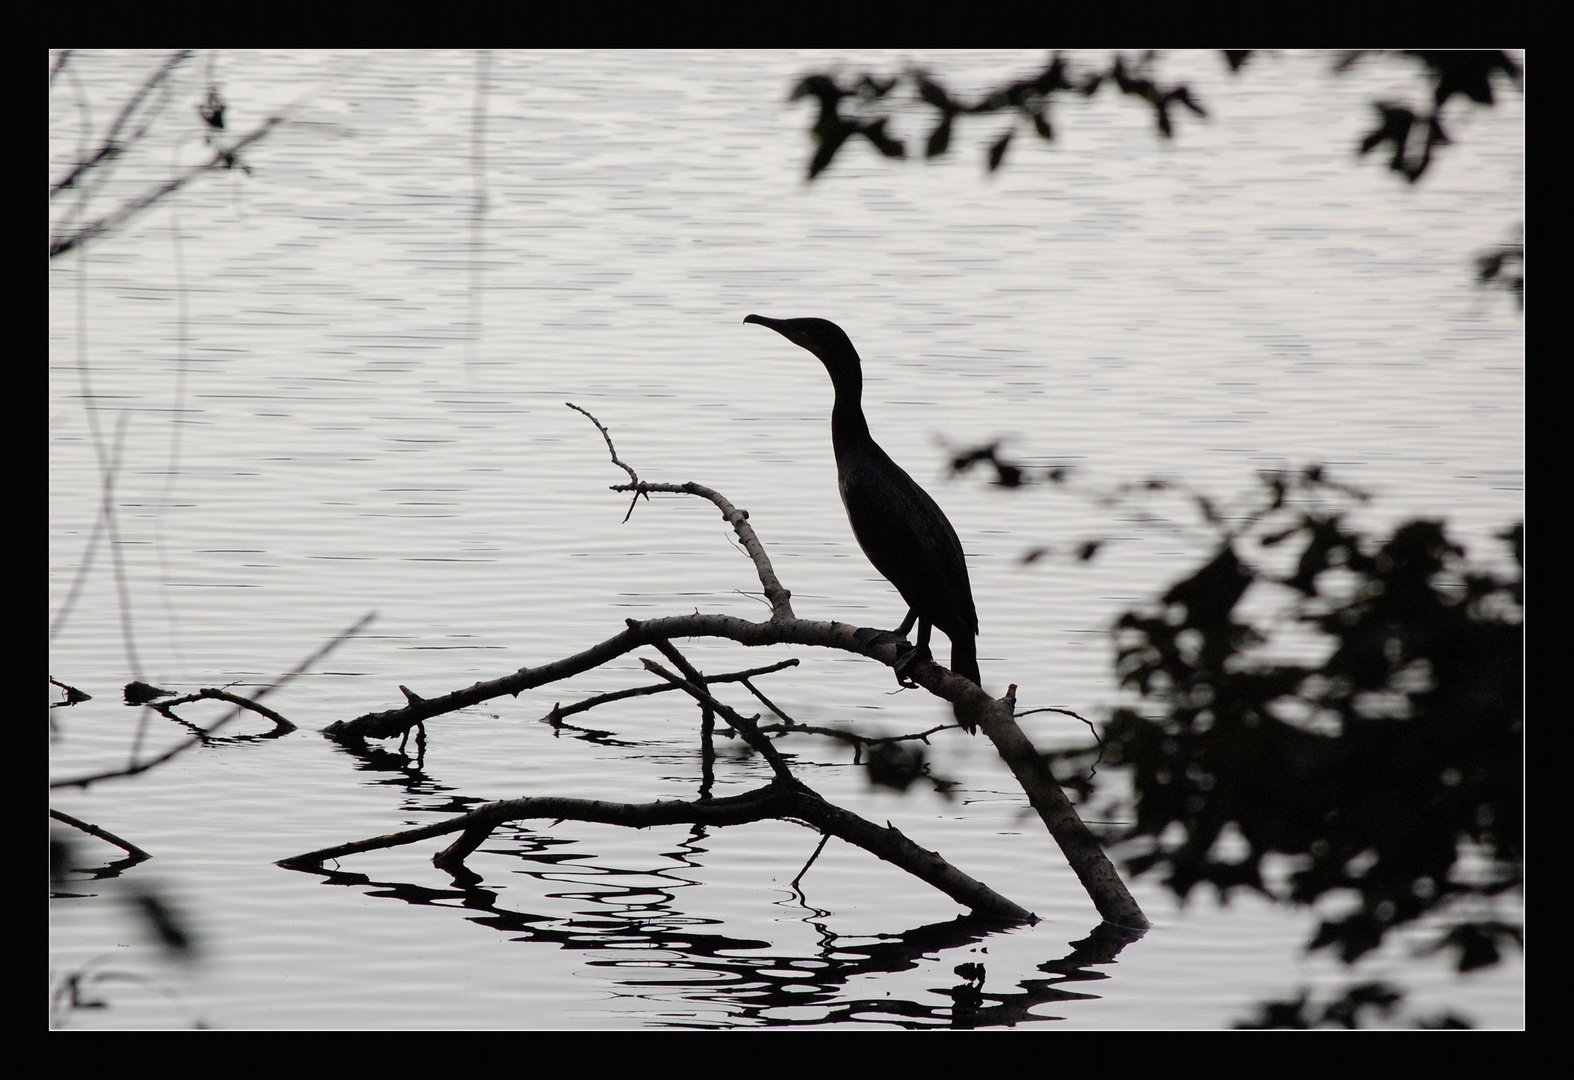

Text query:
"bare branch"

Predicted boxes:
[[762, 720, 952, 751], [326, 610, 962, 742], [792, 831, 833, 889], [738, 674, 795, 724], [540, 657, 799, 727], [543, 681, 679, 725], [566, 401, 639, 487], [50, 677, 92, 706], [973, 687, 1147, 929]]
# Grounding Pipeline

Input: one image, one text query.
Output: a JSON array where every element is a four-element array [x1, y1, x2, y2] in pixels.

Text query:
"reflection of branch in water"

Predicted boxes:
[[290, 839, 1146, 1029]]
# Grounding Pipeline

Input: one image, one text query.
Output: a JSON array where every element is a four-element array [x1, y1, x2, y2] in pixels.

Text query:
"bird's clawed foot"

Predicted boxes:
[[892, 642, 934, 689], [854, 627, 927, 688]]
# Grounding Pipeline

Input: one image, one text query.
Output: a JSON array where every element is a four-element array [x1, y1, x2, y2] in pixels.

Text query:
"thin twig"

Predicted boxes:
[[792, 831, 832, 889], [642, 656, 796, 784], [739, 676, 794, 724], [566, 401, 638, 485], [540, 657, 800, 725], [760, 721, 952, 750], [50, 51, 193, 197], [568, 405, 794, 617], [567, 401, 646, 520]]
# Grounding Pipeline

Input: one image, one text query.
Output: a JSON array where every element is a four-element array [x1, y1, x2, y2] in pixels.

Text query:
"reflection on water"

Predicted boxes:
[[297, 825, 1143, 1029]]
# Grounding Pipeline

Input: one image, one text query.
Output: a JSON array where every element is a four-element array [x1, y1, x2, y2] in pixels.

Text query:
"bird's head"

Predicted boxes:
[[743, 314, 862, 388]]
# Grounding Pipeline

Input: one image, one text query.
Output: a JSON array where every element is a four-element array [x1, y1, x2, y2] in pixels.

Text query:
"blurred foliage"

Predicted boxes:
[[785, 50, 1524, 311], [788, 51, 1207, 179], [881, 54, 1526, 991], [1089, 468, 1521, 970], [949, 447, 1525, 1024], [1340, 51, 1523, 183], [786, 50, 1521, 183], [1476, 229, 1525, 309], [1234, 980, 1469, 1029]]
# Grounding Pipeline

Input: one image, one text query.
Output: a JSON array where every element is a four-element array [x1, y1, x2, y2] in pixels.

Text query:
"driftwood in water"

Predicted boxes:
[[295, 406, 1147, 931]]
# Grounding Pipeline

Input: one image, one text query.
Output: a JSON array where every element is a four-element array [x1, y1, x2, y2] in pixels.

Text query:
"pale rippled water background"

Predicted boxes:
[[49, 50, 1523, 1029]]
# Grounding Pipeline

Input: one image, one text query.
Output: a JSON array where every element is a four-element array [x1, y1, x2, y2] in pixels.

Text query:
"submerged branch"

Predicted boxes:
[[280, 779, 1036, 923], [152, 687, 297, 734], [976, 688, 1148, 929]]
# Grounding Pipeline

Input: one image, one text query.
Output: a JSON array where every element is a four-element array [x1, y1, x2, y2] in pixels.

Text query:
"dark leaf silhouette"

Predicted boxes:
[[1094, 473, 1521, 969]]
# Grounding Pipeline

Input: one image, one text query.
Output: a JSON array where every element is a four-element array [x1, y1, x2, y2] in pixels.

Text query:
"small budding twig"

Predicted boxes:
[[565, 401, 643, 519], [568, 403, 794, 620]]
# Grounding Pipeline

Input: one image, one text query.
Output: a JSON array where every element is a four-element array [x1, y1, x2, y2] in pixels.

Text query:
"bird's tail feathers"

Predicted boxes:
[[950, 634, 980, 686], [950, 635, 983, 734]]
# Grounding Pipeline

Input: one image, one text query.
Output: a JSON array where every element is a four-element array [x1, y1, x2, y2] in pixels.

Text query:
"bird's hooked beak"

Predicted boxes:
[[739, 314, 805, 352], [744, 313, 793, 343]]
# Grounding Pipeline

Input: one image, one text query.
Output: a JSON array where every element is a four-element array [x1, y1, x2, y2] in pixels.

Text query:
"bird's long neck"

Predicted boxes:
[[822, 351, 872, 457], [830, 387, 871, 457]]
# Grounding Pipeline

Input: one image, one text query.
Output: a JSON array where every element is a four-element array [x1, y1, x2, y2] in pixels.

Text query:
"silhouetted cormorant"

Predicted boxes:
[[744, 314, 982, 730]]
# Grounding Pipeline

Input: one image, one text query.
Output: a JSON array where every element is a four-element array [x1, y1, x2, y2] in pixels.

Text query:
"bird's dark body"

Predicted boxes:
[[744, 314, 981, 712], [835, 433, 978, 660]]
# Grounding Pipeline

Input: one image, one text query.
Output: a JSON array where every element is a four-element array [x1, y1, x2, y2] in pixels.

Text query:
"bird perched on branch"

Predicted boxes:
[[744, 314, 982, 731]]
